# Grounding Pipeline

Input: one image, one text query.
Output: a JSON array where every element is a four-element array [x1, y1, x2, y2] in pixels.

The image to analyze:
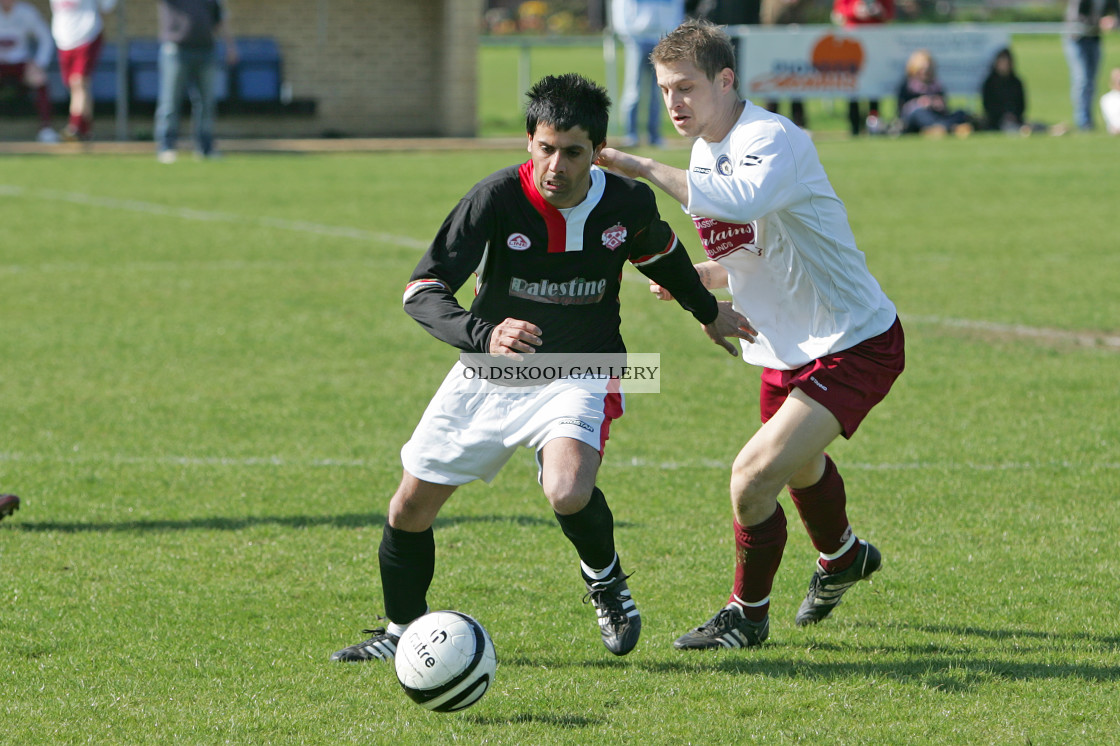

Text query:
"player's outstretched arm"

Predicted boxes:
[[597, 148, 690, 207], [702, 301, 757, 357], [649, 258, 725, 300], [650, 261, 727, 300]]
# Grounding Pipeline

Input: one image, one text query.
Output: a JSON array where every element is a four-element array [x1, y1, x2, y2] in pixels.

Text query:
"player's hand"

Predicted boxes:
[[25, 62, 48, 88], [649, 280, 674, 301], [596, 147, 645, 180], [488, 318, 542, 360], [701, 301, 757, 357]]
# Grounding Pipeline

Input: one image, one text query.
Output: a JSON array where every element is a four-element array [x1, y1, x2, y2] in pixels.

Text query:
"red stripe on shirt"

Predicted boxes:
[[518, 160, 568, 253], [630, 231, 677, 266]]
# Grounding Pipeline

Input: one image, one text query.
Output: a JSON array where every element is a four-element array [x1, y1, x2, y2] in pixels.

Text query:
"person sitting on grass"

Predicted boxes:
[[897, 48, 975, 138], [980, 47, 1068, 136]]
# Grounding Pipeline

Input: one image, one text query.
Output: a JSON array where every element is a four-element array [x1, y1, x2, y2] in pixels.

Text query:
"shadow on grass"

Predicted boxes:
[[464, 712, 602, 728], [498, 624, 1120, 688], [872, 621, 1120, 647], [8, 511, 592, 533]]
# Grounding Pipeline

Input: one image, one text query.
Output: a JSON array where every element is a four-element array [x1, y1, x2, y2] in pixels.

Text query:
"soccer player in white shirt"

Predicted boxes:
[[598, 19, 905, 650], [0, 0, 57, 141], [49, 0, 117, 140]]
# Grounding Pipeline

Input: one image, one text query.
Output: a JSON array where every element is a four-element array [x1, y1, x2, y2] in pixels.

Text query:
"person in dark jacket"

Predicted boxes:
[[981, 48, 1026, 132]]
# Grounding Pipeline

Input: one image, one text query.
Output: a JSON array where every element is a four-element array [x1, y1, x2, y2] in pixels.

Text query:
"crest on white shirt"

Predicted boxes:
[[716, 155, 733, 176]]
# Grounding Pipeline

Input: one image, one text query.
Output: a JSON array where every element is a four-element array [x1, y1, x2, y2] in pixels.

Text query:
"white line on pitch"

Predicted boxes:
[[906, 314, 1120, 350], [6, 183, 1117, 351], [0, 184, 429, 249]]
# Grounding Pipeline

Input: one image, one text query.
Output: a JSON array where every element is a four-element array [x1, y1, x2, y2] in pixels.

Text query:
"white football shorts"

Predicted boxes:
[[401, 361, 625, 486]]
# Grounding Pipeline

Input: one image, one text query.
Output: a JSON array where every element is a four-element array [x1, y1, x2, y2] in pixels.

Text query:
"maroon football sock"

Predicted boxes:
[[730, 504, 787, 621], [789, 455, 859, 572]]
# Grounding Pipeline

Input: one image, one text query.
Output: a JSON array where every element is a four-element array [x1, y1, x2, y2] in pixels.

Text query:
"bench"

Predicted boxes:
[[12, 36, 314, 117]]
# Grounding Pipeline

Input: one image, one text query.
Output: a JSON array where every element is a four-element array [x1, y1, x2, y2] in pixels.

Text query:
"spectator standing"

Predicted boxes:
[[1101, 67, 1120, 134], [611, 0, 685, 147], [0, 0, 57, 142], [1063, 0, 1119, 131], [832, 0, 894, 135], [50, 0, 118, 141], [154, 0, 237, 163]]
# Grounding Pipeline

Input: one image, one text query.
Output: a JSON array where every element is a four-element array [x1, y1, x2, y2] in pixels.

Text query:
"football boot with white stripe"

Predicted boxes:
[[330, 625, 400, 662], [795, 539, 881, 627], [673, 603, 769, 650], [583, 573, 641, 656]]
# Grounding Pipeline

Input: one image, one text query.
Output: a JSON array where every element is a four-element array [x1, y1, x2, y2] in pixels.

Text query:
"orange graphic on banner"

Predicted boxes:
[[749, 33, 865, 93], [811, 33, 864, 74]]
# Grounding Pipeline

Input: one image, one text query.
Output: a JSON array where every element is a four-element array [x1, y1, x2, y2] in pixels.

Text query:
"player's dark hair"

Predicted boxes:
[[652, 18, 737, 86], [525, 73, 610, 147]]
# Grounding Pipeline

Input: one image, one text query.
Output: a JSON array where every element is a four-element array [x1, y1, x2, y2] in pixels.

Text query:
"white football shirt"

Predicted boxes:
[[50, 0, 116, 51], [0, 1, 53, 67], [686, 101, 897, 370]]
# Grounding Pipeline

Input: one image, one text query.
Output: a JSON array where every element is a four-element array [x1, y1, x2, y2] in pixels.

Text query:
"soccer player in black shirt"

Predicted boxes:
[[331, 73, 755, 663]]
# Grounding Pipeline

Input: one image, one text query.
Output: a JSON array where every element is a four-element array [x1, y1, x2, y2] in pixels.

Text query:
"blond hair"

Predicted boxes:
[[905, 49, 935, 78]]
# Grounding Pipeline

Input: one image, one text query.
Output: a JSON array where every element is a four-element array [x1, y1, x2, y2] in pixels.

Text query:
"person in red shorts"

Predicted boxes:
[[50, 0, 117, 141], [598, 19, 905, 650], [0, 0, 57, 142]]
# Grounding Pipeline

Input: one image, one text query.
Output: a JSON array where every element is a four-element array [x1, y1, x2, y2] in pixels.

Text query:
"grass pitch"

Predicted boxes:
[[2, 129, 1119, 745]]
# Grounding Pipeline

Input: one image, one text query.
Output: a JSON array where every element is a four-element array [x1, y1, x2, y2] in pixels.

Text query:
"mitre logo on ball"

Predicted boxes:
[[394, 611, 497, 713]]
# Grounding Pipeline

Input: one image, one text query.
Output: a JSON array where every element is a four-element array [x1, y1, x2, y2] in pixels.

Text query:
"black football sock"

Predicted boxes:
[[555, 486, 617, 575], [379, 523, 435, 625]]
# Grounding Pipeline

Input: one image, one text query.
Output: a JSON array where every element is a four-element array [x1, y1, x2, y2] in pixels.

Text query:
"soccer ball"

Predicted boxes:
[[394, 610, 497, 713]]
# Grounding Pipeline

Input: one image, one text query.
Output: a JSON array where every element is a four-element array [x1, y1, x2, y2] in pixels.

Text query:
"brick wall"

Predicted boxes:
[[14, 0, 482, 138]]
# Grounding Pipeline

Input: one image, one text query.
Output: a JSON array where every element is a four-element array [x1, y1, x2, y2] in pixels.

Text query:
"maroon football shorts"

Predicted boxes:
[[59, 33, 104, 81], [759, 316, 905, 438]]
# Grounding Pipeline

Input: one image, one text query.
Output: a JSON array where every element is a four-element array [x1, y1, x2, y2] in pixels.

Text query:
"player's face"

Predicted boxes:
[[656, 60, 738, 143], [527, 123, 602, 209]]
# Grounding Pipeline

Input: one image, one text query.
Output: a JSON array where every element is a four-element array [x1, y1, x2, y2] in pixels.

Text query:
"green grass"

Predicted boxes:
[[2, 130, 1120, 745], [479, 33, 1120, 136]]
